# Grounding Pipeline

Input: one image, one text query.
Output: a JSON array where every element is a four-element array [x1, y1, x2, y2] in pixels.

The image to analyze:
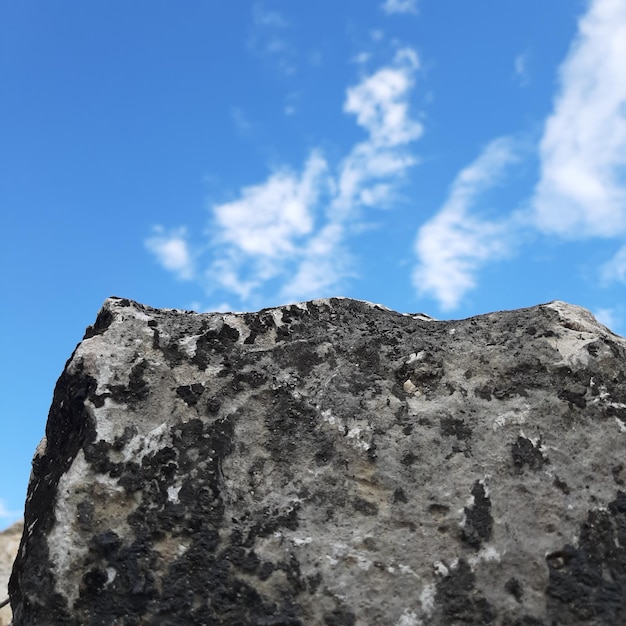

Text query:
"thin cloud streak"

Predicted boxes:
[[514, 51, 530, 87], [413, 138, 519, 311], [532, 0, 626, 238], [284, 48, 422, 299], [247, 4, 296, 75], [381, 0, 418, 15], [333, 49, 421, 213]]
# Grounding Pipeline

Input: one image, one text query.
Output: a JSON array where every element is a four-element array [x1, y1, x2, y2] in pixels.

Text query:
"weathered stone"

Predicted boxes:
[[9, 297, 626, 625], [0, 520, 23, 626]]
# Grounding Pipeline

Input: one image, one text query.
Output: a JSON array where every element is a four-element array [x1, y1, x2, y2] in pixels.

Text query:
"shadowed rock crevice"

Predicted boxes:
[[8, 297, 626, 624]]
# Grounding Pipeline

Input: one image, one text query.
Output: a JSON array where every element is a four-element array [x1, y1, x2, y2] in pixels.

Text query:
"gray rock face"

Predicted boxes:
[[0, 520, 22, 626], [9, 297, 626, 625]]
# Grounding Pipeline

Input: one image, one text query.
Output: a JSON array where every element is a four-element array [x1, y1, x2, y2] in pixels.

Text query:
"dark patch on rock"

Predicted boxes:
[[324, 607, 356, 626], [113, 425, 138, 450], [275, 343, 325, 377], [512, 617, 546, 626], [505, 577, 524, 602], [393, 488, 408, 504], [546, 491, 626, 624], [109, 296, 132, 306], [428, 503, 449, 520], [83, 307, 114, 339], [434, 559, 496, 624], [440, 416, 472, 440], [192, 322, 240, 370], [155, 334, 185, 368], [461, 481, 493, 549], [108, 359, 150, 407], [554, 476, 571, 495], [394, 351, 444, 395], [512, 436, 547, 473], [352, 498, 378, 516], [558, 385, 588, 408], [474, 385, 493, 401], [314, 439, 335, 466], [176, 383, 205, 407], [606, 403, 626, 428], [401, 451, 418, 466]]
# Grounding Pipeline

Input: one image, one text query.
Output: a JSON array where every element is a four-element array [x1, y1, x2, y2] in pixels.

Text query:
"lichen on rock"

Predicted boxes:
[[8, 297, 626, 624]]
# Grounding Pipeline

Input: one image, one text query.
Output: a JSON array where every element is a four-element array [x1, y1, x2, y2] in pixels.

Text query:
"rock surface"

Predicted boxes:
[[0, 520, 22, 626], [9, 296, 626, 625]]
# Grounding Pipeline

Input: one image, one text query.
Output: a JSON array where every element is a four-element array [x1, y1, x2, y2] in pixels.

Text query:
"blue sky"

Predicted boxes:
[[2, 0, 626, 528]]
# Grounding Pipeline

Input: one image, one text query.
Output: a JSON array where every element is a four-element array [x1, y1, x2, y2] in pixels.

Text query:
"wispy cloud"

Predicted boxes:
[[514, 51, 530, 87], [412, 137, 520, 310], [381, 0, 418, 15], [344, 49, 421, 147], [334, 48, 422, 214], [532, 0, 626, 238], [217, 48, 421, 303], [279, 223, 352, 301], [206, 152, 330, 300], [148, 49, 423, 306], [247, 4, 296, 75], [145, 226, 194, 280]]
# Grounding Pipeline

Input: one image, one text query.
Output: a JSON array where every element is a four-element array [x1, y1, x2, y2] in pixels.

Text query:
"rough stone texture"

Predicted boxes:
[[0, 520, 23, 625], [9, 296, 626, 625]]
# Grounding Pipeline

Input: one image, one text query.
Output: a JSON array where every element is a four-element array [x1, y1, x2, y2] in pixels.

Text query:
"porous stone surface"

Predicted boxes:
[[9, 297, 626, 625], [0, 520, 23, 626]]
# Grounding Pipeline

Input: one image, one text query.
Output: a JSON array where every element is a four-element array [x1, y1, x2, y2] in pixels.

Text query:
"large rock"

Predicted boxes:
[[9, 297, 626, 625], [0, 520, 22, 626]]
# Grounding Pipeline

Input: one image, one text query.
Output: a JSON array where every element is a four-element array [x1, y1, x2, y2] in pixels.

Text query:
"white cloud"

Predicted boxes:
[[279, 223, 350, 301], [334, 48, 421, 215], [281, 48, 422, 297], [533, 0, 626, 238], [150, 50, 423, 306], [413, 137, 519, 310], [382, 0, 418, 15], [145, 226, 194, 280], [213, 151, 328, 259], [206, 151, 330, 301], [345, 48, 421, 147]]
